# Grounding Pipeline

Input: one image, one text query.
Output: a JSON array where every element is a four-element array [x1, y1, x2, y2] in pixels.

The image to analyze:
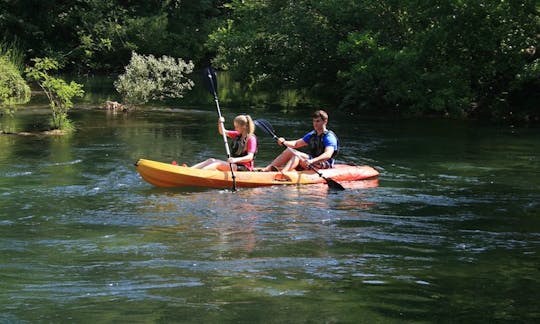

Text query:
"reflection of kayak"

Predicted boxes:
[[135, 158, 379, 189]]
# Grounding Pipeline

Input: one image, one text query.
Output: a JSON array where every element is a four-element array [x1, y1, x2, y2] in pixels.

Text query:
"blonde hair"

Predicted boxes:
[[234, 114, 255, 136]]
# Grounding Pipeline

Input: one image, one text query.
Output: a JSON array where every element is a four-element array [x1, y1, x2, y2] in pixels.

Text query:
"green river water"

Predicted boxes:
[[1, 105, 539, 323]]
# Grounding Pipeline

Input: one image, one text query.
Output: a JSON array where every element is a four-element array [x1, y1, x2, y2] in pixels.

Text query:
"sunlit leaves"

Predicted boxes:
[[0, 57, 31, 110], [114, 52, 195, 107], [25, 58, 84, 130]]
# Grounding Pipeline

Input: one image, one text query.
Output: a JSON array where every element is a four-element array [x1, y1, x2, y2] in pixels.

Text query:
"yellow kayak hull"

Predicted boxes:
[[135, 158, 379, 189]]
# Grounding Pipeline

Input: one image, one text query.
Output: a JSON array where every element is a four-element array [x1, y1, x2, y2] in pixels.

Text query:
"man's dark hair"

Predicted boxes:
[[313, 110, 328, 122]]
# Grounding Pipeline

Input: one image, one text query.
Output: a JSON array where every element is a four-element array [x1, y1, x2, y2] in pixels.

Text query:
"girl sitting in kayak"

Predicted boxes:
[[191, 114, 257, 171]]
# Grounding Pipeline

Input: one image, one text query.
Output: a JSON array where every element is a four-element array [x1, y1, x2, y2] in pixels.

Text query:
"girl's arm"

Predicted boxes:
[[228, 152, 254, 164]]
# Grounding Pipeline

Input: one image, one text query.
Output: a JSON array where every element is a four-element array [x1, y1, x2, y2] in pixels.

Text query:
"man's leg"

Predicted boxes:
[[262, 149, 294, 171], [282, 151, 308, 171]]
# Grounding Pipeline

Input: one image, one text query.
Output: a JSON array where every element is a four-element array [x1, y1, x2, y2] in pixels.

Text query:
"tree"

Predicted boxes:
[[25, 58, 84, 131], [114, 52, 195, 108], [0, 0, 227, 73], [338, 0, 539, 119], [208, 0, 539, 120], [207, 0, 342, 96]]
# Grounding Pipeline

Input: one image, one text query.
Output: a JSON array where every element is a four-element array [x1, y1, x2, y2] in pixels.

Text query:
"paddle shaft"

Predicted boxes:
[[213, 97, 232, 158], [205, 68, 236, 191]]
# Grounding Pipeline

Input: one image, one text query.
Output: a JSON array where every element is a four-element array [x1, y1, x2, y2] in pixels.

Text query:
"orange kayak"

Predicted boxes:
[[135, 158, 379, 189]]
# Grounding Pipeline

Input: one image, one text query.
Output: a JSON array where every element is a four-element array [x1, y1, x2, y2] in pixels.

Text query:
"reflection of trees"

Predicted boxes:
[[112, 110, 226, 165], [0, 129, 15, 164], [0, 111, 19, 162], [42, 135, 76, 186], [1, 114, 23, 133]]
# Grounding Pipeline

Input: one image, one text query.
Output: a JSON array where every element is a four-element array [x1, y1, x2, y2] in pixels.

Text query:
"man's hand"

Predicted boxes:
[[300, 159, 312, 169]]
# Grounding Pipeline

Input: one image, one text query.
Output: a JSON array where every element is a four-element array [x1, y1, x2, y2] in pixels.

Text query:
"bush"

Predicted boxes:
[[25, 58, 84, 130], [0, 56, 30, 110], [114, 52, 195, 107]]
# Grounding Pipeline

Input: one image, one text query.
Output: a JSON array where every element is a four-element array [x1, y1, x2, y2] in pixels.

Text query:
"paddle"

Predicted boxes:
[[203, 66, 237, 191], [254, 119, 345, 191]]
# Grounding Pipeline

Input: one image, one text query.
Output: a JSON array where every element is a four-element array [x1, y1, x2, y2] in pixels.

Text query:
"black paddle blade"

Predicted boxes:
[[326, 178, 346, 191], [254, 119, 277, 138], [202, 66, 218, 97], [307, 164, 346, 191]]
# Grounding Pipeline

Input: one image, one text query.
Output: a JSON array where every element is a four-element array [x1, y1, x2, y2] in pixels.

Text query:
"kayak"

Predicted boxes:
[[136, 159, 379, 188], [135, 158, 379, 189]]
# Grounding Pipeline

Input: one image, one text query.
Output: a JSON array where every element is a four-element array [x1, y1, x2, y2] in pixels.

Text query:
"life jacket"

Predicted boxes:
[[307, 130, 339, 159], [231, 134, 257, 158]]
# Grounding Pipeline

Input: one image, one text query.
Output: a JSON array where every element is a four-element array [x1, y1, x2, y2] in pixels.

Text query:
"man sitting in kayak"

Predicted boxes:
[[261, 110, 339, 172], [191, 114, 257, 171]]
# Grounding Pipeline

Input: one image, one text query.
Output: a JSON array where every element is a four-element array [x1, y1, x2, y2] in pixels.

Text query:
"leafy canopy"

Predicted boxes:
[[208, 0, 539, 120]]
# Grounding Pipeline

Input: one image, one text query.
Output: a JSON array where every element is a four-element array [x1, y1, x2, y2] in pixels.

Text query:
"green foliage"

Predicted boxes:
[[25, 58, 84, 130], [0, 41, 30, 113], [507, 57, 540, 121], [209, 0, 539, 120], [208, 0, 342, 95], [336, 0, 539, 118], [114, 52, 195, 107], [0, 0, 224, 72], [1, 0, 538, 121], [0, 56, 31, 111], [0, 39, 25, 73]]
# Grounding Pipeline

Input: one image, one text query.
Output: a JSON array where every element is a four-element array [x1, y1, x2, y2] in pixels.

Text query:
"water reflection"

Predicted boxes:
[[133, 181, 381, 264], [2, 108, 539, 322]]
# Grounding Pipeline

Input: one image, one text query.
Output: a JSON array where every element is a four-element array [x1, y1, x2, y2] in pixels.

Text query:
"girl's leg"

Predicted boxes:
[[215, 161, 238, 171], [192, 159, 238, 171], [191, 158, 217, 169], [201, 159, 231, 170]]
